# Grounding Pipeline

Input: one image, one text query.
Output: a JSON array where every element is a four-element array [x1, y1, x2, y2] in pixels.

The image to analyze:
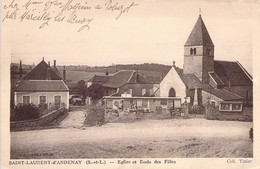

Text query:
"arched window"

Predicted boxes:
[[207, 48, 211, 55], [190, 48, 193, 55], [169, 88, 176, 97], [193, 48, 196, 55]]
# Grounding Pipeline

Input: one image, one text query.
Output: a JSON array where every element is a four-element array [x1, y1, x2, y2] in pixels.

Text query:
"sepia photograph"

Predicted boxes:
[[1, 0, 259, 168]]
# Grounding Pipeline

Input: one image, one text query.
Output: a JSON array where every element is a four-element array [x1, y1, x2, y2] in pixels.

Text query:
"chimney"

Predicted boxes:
[[228, 81, 231, 91], [47, 67, 51, 80], [63, 66, 66, 80], [54, 60, 56, 68], [173, 61, 175, 67], [19, 60, 23, 79], [105, 68, 109, 76], [136, 69, 139, 83], [48, 61, 50, 66]]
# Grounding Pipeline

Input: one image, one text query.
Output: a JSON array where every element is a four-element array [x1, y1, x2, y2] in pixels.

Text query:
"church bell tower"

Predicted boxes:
[[183, 14, 214, 83]]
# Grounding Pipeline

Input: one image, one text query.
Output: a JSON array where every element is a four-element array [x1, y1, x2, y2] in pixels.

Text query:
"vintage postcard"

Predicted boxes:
[[1, 0, 260, 168]]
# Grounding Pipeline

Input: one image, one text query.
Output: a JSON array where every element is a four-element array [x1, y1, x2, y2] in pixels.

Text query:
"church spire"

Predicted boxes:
[[184, 14, 214, 46]]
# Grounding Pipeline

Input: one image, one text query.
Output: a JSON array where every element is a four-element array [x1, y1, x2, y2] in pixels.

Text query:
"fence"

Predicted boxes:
[[38, 102, 66, 117], [10, 107, 66, 128]]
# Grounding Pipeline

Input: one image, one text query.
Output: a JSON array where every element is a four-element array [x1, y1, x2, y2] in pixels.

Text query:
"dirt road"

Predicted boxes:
[[59, 111, 87, 128], [11, 119, 253, 158]]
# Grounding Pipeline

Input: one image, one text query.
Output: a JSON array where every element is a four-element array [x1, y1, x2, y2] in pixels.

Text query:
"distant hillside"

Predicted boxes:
[[11, 63, 171, 83], [58, 63, 171, 75]]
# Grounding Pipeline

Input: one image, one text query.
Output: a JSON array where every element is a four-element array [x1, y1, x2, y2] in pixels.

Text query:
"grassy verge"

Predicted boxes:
[[83, 107, 105, 127]]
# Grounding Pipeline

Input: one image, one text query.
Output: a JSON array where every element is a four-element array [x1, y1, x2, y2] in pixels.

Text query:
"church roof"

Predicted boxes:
[[214, 60, 252, 86], [174, 66, 211, 89], [22, 60, 62, 80], [185, 15, 214, 46], [173, 66, 243, 101]]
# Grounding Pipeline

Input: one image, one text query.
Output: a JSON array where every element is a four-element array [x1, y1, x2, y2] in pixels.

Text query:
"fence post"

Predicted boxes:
[[183, 102, 189, 118]]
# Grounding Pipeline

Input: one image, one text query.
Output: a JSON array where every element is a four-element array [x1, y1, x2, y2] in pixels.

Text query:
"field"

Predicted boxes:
[[64, 70, 104, 83]]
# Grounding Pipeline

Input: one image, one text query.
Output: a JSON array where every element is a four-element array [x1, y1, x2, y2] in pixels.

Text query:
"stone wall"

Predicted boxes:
[[10, 108, 66, 128], [205, 105, 252, 122]]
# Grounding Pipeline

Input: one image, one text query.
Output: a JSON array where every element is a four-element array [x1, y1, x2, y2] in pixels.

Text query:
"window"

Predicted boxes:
[[220, 103, 230, 111], [190, 48, 193, 55], [128, 89, 133, 95], [193, 48, 196, 55], [142, 88, 146, 95], [39, 96, 47, 104], [232, 104, 242, 111], [210, 100, 216, 107], [207, 48, 211, 55], [23, 96, 30, 104], [54, 95, 61, 104], [149, 89, 153, 95], [219, 102, 243, 112]]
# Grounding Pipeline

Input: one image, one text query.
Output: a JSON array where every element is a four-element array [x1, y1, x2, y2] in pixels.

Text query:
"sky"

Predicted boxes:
[[3, 0, 257, 74]]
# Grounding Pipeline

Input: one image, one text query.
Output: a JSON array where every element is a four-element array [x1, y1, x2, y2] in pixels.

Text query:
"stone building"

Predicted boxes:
[[14, 59, 69, 109], [160, 14, 252, 109], [87, 70, 160, 97]]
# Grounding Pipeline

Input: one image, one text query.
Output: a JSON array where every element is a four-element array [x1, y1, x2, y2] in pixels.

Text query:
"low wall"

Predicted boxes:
[[10, 108, 66, 128], [205, 105, 252, 122]]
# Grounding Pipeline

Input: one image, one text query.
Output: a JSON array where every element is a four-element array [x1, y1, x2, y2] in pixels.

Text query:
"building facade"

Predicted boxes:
[[160, 14, 252, 108], [14, 59, 69, 109]]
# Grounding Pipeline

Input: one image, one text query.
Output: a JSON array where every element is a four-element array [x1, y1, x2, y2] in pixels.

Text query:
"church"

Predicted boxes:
[[160, 14, 253, 109]]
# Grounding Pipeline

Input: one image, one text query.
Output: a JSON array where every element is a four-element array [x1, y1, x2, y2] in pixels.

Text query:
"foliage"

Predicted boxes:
[[77, 80, 87, 104], [11, 103, 40, 121], [84, 107, 105, 126], [87, 84, 104, 101], [188, 105, 206, 114]]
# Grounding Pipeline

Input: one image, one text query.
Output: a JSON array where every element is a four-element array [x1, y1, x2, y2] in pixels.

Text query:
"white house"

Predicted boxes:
[[14, 59, 69, 109]]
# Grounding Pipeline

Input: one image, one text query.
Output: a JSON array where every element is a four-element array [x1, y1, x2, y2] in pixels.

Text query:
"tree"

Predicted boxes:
[[77, 80, 87, 105], [87, 84, 104, 101]]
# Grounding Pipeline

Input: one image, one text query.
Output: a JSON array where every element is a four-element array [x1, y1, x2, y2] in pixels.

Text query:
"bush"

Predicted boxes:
[[11, 103, 40, 121], [188, 105, 206, 114], [84, 108, 105, 126]]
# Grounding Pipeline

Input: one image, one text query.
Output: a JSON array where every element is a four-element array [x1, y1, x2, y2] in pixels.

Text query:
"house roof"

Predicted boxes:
[[15, 80, 69, 92], [185, 15, 214, 46], [88, 70, 150, 88], [22, 60, 62, 80], [203, 88, 243, 101], [214, 60, 252, 86], [67, 82, 79, 89], [87, 75, 109, 83], [145, 76, 162, 84], [102, 70, 135, 88]]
